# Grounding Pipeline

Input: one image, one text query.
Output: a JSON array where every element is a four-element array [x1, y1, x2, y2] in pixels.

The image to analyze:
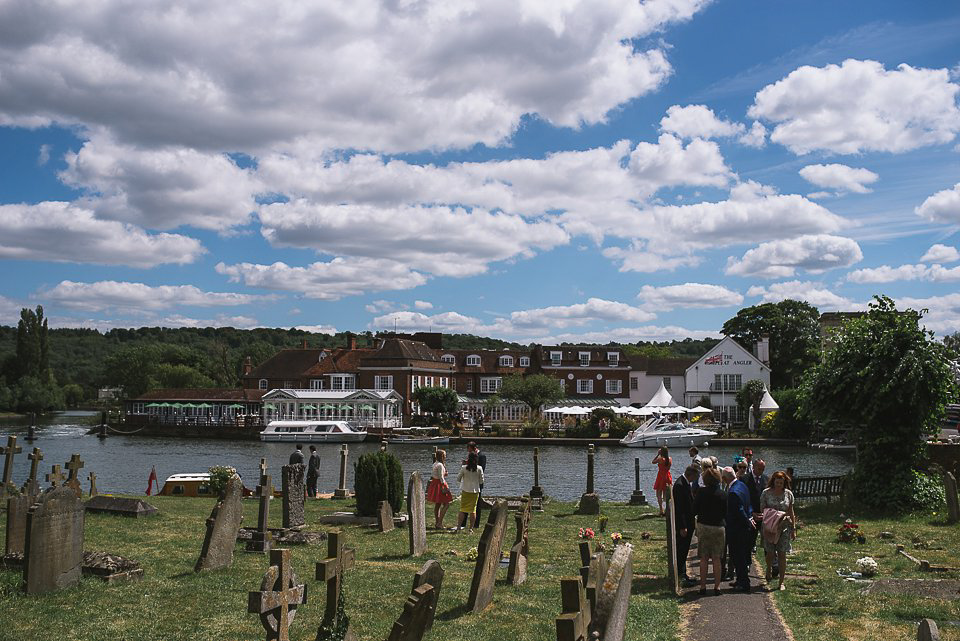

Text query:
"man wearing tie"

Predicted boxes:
[[724, 466, 756, 592]]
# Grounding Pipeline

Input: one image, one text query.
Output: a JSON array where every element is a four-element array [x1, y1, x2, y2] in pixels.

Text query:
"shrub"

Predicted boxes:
[[207, 465, 237, 497], [769, 388, 808, 439], [353, 451, 404, 516], [607, 416, 637, 439]]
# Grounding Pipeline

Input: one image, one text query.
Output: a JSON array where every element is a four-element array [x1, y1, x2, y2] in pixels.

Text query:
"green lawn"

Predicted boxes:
[[0, 495, 678, 641]]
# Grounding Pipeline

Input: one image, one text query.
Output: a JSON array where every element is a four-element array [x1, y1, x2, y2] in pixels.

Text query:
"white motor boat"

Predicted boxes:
[[260, 420, 367, 442], [619, 416, 716, 448]]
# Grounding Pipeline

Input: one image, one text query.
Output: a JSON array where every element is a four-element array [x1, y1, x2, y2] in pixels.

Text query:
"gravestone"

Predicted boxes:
[[0, 435, 22, 498], [248, 548, 307, 641], [555, 577, 590, 641], [629, 458, 648, 505], [65, 454, 85, 498], [5, 494, 32, 555], [467, 499, 509, 612], [88, 471, 98, 497], [46, 464, 65, 488], [576, 444, 600, 515], [316, 529, 356, 640], [333, 444, 350, 499], [24, 486, 85, 594], [247, 467, 275, 554], [530, 447, 544, 499], [85, 496, 158, 518], [387, 584, 435, 641], [282, 463, 306, 530], [944, 472, 959, 524], [591, 542, 634, 641], [919, 618, 941, 641], [411, 560, 444, 632], [195, 475, 245, 572], [578, 541, 607, 616], [378, 500, 395, 533], [23, 447, 43, 496], [507, 497, 531, 585], [407, 471, 427, 556], [664, 485, 680, 595]]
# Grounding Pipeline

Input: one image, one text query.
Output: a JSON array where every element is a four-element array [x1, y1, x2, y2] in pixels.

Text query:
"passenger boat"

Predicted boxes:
[[386, 427, 450, 445], [259, 420, 368, 442], [619, 416, 716, 448], [158, 473, 254, 497]]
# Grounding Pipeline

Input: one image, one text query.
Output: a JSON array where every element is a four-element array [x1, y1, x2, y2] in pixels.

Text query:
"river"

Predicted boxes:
[[0, 412, 855, 501]]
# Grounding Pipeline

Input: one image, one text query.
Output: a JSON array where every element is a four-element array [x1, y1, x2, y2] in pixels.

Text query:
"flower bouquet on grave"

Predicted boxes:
[[610, 532, 623, 545], [836, 519, 866, 543], [578, 527, 595, 540], [597, 515, 609, 532], [855, 556, 878, 577], [465, 547, 478, 562]]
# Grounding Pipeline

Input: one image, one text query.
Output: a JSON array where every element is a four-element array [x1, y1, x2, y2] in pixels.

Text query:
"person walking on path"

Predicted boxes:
[[674, 465, 698, 586], [306, 445, 321, 499], [724, 466, 756, 592], [760, 471, 796, 591], [426, 449, 453, 529], [693, 466, 726, 595], [744, 459, 768, 554], [652, 446, 673, 516], [455, 452, 484, 533], [467, 442, 487, 528], [289, 443, 304, 465]]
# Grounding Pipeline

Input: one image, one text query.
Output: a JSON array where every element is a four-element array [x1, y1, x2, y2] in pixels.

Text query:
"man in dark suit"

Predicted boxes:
[[744, 459, 768, 554], [468, 442, 487, 528], [723, 466, 756, 592], [289, 443, 304, 465], [673, 465, 699, 586]]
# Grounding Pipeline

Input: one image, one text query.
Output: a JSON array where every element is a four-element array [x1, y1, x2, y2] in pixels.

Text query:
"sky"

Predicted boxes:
[[1, 0, 959, 343]]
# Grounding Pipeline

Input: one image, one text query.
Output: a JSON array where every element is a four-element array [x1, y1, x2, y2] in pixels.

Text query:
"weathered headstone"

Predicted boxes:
[[407, 471, 427, 556], [507, 497, 531, 585], [629, 458, 648, 505], [0, 435, 22, 496], [65, 454, 85, 498], [387, 584, 436, 641], [591, 542, 634, 641], [333, 444, 350, 499], [85, 496, 158, 518], [46, 464, 65, 488], [248, 548, 307, 641], [24, 486, 85, 594], [88, 471, 98, 497], [944, 472, 959, 524], [316, 529, 356, 639], [467, 498, 509, 612], [665, 485, 680, 595], [411, 560, 444, 632], [530, 447, 544, 499], [23, 447, 43, 496], [555, 577, 590, 641], [576, 444, 600, 515], [247, 467, 275, 554], [195, 475, 245, 572], [578, 540, 607, 616], [919, 618, 941, 641], [5, 494, 32, 555], [282, 463, 306, 530], [378, 500, 395, 533]]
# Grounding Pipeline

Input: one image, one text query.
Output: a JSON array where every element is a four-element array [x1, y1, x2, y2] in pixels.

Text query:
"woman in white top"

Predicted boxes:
[[455, 452, 484, 532], [425, 449, 452, 529]]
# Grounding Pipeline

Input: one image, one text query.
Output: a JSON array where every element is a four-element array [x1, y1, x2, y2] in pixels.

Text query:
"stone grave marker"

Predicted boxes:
[[629, 458, 648, 505], [866, 578, 960, 600], [407, 471, 427, 556], [5, 494, 32, 555], [578, 540, 607, 616], [919, 618, 941, 641], [88, 471, 98, 497], [195, 475, 245, 572], [85, 496, 158, 518], [247, 466, 275, 554], [555, 576, 590, 641], [378, 500, 395, 533], [24, 486, 85, 594], [65, 454, 85, 498], [0, 435, 22, 497], [411, 560, 444, 632], [530, 447, 544, 500], [944, 472, 959, 524], [247, 548, 307, 641], [23, 447, 43, 496], [467, 498, 509, 613], [281, 463, 306, 530], [333, 444, 350, 499], [576, 444, 599, 515], [591, 542, 634, 641], [507, 497, 531, 585], [387, 583, 436, 641], [665, 485, 680, 595], [46, 464, 65, 488], [316, 529, 356, 640]]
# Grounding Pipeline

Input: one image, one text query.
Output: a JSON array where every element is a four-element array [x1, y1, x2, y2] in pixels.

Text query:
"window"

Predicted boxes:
[[259, 379, 268, 390], [374, 375, 393, 390], [284, 380, 296, 389], [466, 379, 474, 392], [550, 351, 562, 366], [441, 354, 456, 364], [330, 374, 356, 391], [714, 374, 742, 391], [480, 377, 502, 394], [577, 379, 593, 394], [466, 354, 481, 367], [662, 377, 671, 390], [579, 352, 591, 367], [630, 376, 638, 391], [519, 356, 530, 367], [606, 379, 622, 394], [132, 402, 145, 414], [309, 379, 322, 390], [499, 355, 514, 367], [558, 378, 566, 391], [607, 352, 619, 367]]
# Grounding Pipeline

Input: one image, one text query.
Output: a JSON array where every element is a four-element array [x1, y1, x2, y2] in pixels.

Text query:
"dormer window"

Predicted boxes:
[[441, 354, 456, 364], [607, 352, 619, 367], [550, 351, 562, 366], [466, 355, 481, 367], [579, 352, 591, 367], [258, 379, 268, 390], [499, 355, 514, 367], [318, 350, 327, 362], [519, 356, 530, 367]]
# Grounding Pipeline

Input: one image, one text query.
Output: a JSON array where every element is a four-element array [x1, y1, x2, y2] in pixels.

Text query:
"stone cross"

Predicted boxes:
[[333, 444, 350, 499], [586, 444, 595, 494], [46, 464, 65, 488], [629, 458, 648, 505], [0, 435, 22, 486], [65, 454, 85, 497], [247, 469, 275, 553], [944, 472, 959, 524], [576, 444, 600, 515], [555, 577, 590, 641], [315, 529, 356, 630], [530, 447, 544, 499], [260, 457, 269, 477], [247, 548, 307, 641], [88, 471, 98, 497], [27, 448, 43, 486]]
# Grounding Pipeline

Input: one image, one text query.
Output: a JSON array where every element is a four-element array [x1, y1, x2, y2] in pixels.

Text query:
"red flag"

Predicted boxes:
[[146, 465, 158, 496]]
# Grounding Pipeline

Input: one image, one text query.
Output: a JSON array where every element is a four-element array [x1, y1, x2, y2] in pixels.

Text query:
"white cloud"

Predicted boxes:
[[37, 144, 50, 166], [533, 325, 720, 344], [921, 243, 960, 263], [747, 281, 856, 309], [602, 244, 703, 273], [508, 298, 657, 330], [749, 59, 960, 154], [739, 121, 767, 148], [37, 280, 271, 312], [216, 258, 429, 300], [0, 202, 204, 267], [659, 104, 744, 139], [0, 0, 708, 154], [156, 314, 261, 329], [798, 164, 879, 194], [894, 293, 960, 334], [636, 283, 743, 309], [414, 300, 434, 310], [364, 300, 409, 314], [846, 263, 960, 283], [806, 191, 834, 200], [293, 325, 337, 335], [0, 295, 23, 324], [725, 234, 863, 278], [916, 182, 960, 224]]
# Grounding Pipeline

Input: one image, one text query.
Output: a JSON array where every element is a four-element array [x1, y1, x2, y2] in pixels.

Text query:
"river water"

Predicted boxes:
[[0, 412, 855, 501]]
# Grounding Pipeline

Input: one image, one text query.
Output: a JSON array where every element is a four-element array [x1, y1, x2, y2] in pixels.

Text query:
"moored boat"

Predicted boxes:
[[619, 416, 716, 448], [259, 420, 368, 442], [158, 473, 255, 497], [385, 427, 450, 445]]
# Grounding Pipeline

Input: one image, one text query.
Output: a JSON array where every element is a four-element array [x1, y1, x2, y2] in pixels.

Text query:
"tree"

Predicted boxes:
[[944, 332, 960, 359], [499, 374, 565, 418], [736, 379, 766, 430], [412, 386, 459, 421], [15, 306, 50, 380], [799, 296, 958, 511], [722, 300, 820, 389], [62, 383, 85, 408]]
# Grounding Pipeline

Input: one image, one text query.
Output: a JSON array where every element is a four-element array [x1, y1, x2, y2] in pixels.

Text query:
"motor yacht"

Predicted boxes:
[[259, 420, 368, 442], [619, 416, 716, 448]]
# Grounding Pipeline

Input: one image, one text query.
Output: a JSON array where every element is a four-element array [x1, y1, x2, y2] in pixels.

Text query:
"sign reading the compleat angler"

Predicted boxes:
[[703, 354, 752, 366]]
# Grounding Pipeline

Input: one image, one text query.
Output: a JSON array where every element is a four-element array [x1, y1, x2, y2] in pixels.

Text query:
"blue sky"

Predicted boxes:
[[1, 0, 959, 342]]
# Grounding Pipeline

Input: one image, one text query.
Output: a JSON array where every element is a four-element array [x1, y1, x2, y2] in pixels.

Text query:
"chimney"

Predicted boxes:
[[756, 335, 770, 366], [346, 332, 356, 350], [243, 356, 252, 375]]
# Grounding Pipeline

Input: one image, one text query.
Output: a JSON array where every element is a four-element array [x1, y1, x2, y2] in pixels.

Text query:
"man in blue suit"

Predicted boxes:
[[723, 467, 756, 592]]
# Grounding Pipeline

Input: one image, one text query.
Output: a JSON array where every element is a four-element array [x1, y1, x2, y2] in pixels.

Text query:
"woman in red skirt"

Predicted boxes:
[[426, 449, 453, 529], [652, 445, 672, 516]]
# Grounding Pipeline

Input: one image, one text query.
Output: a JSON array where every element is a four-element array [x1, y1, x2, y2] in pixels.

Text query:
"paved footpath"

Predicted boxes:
[[679, 539, 795, 641]]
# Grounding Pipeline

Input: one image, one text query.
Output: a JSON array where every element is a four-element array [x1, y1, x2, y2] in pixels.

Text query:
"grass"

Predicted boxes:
[[0, 495, 679, 641], [770, 502, 960, 641]]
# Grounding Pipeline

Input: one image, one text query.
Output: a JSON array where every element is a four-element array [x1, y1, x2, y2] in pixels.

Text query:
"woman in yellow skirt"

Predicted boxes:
[[455, 451, 484, 532]]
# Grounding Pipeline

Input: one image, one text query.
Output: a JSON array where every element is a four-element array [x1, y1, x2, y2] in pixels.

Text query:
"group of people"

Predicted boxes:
[[288, 444, 324, 498], [655, 445, 797, 594], [425, 441, 487, 532]]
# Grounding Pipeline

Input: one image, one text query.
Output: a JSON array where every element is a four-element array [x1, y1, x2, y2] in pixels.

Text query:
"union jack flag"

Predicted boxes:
[[704, 354, 723, 365]]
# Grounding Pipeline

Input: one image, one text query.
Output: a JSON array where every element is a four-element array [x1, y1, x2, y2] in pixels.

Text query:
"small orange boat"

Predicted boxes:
[[158, 473, 255, 497]]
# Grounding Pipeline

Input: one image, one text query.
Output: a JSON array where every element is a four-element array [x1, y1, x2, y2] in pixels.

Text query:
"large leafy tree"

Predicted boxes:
[[499, 373, 565, 417], [721, 300, 820, 389], [15, 306, 50, 379], [800, 296, 958, 511], [412, 385, 459, 420]]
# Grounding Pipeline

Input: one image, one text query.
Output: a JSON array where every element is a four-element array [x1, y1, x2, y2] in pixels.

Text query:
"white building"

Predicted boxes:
[[627, 357, 694, 406], [682, 336, 771, 426]]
